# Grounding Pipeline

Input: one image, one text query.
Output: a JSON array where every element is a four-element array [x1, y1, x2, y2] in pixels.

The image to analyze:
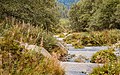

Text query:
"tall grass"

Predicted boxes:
[[0, 23, 65, 75]]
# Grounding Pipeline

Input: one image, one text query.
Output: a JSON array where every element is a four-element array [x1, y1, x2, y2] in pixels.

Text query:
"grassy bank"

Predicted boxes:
[[64, 29, 120, 48], [0, 23, 65, 75]]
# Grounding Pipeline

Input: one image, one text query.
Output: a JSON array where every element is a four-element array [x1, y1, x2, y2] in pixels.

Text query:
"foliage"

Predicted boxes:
[[51, 45, 68, 60], [0, 0, 59, 32], [0, 23, 67, 59], [0, 21, 12, 36], [1, 37, 64, 75], [69, 0, 120, 31], [64, 29, 120, 47], [90, 61, 120, 75], [2, 24, 57, 52], [91, 49, 117, 63], [55, 18, 71, 33], [72, 42, 84, 49]]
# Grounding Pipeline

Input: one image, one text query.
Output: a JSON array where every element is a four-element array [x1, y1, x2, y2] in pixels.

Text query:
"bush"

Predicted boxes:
[[1, 24, 62, 53], [72, 42, 84, 49], [69, 0, 120, 32], [64, 30, 120, 47], [1, 32, 65, 75], [90, 61, 120, 75], [91, 49, 117, 63]]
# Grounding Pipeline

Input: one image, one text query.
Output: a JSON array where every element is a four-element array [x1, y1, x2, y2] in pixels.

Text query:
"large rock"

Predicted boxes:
[[24, 44, 52, 58]]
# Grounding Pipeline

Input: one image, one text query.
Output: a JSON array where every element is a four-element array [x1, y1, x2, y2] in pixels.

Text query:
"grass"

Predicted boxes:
[[64, 29, 120, 48], [1, 23, 67, 59], [0, 23, 65, 75]]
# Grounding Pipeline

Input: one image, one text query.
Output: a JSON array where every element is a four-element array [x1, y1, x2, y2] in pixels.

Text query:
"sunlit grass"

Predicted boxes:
[[64, 29, 120, 48]]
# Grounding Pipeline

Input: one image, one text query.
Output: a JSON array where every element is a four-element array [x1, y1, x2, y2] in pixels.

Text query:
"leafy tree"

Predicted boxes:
[[69, 0, 93, 31], [89, 0, 120, 30], [69, 0, 120, 31], [0, 0, 59, 32]]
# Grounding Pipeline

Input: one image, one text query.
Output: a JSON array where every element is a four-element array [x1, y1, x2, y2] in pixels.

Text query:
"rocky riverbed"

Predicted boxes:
[[54, 35, 120, 75]]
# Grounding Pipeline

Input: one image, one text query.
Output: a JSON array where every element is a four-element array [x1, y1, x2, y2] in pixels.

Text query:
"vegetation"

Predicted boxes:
[[91, 49, 117, 63], [90, 61, 120, 75], [69, 0, 120, 32], [0, 0, 68, 74], [64, 29, 120, 48], [1, 0, 120, 75], [1, 36, 64, 75], [0, 22, 65, 75], [90, 48, 120, 74], [55, 18, 71, 34], [0, 0, 59, 32]]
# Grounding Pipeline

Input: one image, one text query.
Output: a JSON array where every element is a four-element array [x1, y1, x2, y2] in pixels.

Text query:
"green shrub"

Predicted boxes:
[[0, 23, 65, 75], [64, 30, 120, 46], [51, 45, 68, 60], [91, 49, 117, 63], [72, 42, 84, 49], [1, 34, 65, 75], [0, 22, 12, 36], [90, 61, 120, 75], [1, 24, 59, 52]]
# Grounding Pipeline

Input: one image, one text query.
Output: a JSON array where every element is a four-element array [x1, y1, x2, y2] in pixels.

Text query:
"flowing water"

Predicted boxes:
[[55, 36, 119, 75]]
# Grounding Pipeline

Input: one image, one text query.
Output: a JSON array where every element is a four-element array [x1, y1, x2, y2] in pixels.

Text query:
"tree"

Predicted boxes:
[[69, 0, 93, 31], [69, 0, 120, 31], [0, 0, 59, 32], [89, 0, 120, 30]]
